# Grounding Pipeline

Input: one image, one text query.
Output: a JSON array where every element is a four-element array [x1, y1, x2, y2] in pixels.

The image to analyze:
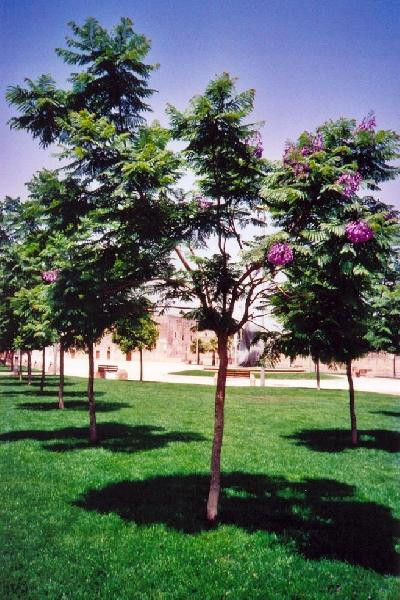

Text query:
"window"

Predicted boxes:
[[95, 350, 100, 359], [107, 347, 111, 360], [126, 351, 132, 361]]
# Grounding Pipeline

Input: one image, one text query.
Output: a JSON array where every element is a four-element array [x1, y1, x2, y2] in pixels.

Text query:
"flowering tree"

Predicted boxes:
[[262, 114, 399, 444], [167, 74, 280, 522]]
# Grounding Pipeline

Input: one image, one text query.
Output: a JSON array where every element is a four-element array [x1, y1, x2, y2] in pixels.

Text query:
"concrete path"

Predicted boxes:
[[2, 363, 398, 395], [157, 372, 400, 395]]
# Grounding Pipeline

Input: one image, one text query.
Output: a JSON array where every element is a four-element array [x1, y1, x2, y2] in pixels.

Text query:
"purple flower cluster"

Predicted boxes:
[[283, 142, 295, 162], [246, 132, 263, 158], [337, 172, 362, 198], [283, 143, 309, 177], [42, 269, 60, 283], [345, 221, 374, 244], [312, 132, 324, 151], [384, 211, 398, 221], [267, 242, 294, 266], [292, 162, 309, 177], [357, 112, 376, 132], [300, 133, 324, 156]]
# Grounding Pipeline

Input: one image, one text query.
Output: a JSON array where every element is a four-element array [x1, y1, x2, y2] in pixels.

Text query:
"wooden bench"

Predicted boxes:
[[354, 368, 372, 377], [226, 369, 251, 378], [98, 364, 118, 372], [213, 368, 255, 386], [97, 364, 119, 379]]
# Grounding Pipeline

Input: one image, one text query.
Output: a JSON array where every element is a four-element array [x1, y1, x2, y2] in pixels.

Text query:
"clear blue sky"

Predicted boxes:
[[1, 0, 399, 206]]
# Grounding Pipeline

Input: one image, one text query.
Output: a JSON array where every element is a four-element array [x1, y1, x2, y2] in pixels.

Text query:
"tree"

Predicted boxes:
[[56, 17, 156, 133], [366, 252, 400, 376], [6, 17, 155, 142], [261, 114, 400, 444], [6, 75, 67, 147], [0, 197, 22, 369], [8, 17, 186, 440], [189, 330, 208, 365], [205, 336, 218, 366], [11, 284, 56, 389], [113, 308, 159, 381], [167, 74, 277, 522]]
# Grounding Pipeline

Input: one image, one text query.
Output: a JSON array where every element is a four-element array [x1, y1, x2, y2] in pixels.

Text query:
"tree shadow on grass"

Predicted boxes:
[[31, 379, 74, 388], [0, 422, 205, 452], [17, 399, 128, 412], [0, 378, 73, 388], [74, 472, 399, 575], [285, 429, 400, 453], [2, 390, 105, 399], [370, 411, 400, 418]]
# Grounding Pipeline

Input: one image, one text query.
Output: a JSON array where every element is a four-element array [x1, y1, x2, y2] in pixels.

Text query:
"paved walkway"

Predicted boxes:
[[2, 364, 398, 395], [158, 372, 400, 395]]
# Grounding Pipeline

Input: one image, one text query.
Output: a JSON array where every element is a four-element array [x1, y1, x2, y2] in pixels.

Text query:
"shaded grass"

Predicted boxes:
[[170, 369, 339, 379], [0, 375, 399, 599]]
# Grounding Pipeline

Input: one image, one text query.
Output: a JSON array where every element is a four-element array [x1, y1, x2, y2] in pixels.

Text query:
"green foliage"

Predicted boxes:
[[366, 258, 400, 355], [11, 285, 56, 350], [168, 74, 272, 337], [6, 17, 189, 361], [6, 75, 67, 147], [168, 73, 266, 208], [0, 197, 26, 350], [56, 17, 156, 132], [251, 330, 285, 366], [6, 17, 156, 144], [189, 337, 208, 355], [260, 117, 400, 366], [261, 118, 399, 234], [113, 309, 159, 354]]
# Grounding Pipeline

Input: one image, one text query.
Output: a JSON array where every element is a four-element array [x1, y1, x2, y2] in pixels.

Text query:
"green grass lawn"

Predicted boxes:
[[0, 374, 399, 599], [169, 369, 339, 379]]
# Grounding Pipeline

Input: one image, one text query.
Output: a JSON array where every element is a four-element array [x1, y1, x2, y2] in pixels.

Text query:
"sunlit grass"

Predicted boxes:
[[0, 374, 398, 599]]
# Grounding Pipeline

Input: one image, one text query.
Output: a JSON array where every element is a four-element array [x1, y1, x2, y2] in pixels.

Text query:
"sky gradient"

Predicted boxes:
[[1, 0, 399, 206]]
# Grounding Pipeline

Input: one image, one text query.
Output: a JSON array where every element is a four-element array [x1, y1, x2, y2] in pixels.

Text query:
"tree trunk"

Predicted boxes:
[[58, 341, 65, 409], [139, 347, 143, 382], [19, 351, 23, 381], [40, 347, 46, 393], [52, 343, 58, 376], [212, 351, 216, 366], [206, 333, 229, 523], [27, 351, 32, 385], [315, 359, 321, 391], [346, 359, 357, 445], [9, 351, 14, 372], [87, 342, 98, 443], [393, 355, 396, 378], [260, 367, 265, 387]]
